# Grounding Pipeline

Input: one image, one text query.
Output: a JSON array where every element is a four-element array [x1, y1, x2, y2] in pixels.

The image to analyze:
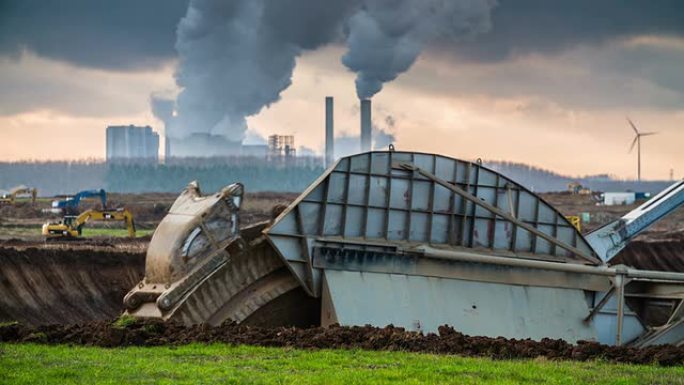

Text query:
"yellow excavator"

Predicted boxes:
[[42, 208, 136, 239], [0, 185, 37, 205]]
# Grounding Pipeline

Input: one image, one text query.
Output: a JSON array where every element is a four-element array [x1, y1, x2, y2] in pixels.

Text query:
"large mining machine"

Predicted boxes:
[[125, 151, 684, 346], [42, 208, 136, 239]]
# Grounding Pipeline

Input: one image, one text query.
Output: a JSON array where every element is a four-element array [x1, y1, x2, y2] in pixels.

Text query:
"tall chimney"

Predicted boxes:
[[325, 96, 334, 167], [360, 99, 372, 152], [165, 135, 171, 161]]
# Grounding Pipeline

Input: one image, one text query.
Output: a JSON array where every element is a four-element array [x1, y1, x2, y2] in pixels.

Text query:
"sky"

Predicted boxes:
[[0, 0, 683, 180]]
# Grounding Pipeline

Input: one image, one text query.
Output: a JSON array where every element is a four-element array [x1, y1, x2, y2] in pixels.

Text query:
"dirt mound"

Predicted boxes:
[[0, 247, 145, 325], [613, 240, 684, 272], [2, 320, 683, 366]]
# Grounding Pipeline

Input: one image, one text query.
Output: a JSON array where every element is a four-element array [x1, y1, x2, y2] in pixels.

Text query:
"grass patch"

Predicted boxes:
[[80, 227, 154, 238], [1, 343, 683, 385], [0, 226, 154, 239], [112, 314, 138, 329], [0, 321, 18, 328]]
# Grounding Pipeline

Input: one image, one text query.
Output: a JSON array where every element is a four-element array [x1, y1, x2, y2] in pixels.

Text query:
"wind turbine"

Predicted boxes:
[[627, 118, 658, 181]]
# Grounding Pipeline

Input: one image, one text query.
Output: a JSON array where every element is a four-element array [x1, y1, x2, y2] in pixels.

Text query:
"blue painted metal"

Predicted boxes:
[[592, 292, 645, 345], [52, 189, 107, 210], [266, 151, 598, 296], [323, 270, 597, 342], [586, 180, 684, 262]]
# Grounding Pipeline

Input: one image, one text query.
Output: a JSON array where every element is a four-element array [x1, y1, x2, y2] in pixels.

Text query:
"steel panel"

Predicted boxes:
[[323, 270, 597, 343], [266, 151, 600, 295]]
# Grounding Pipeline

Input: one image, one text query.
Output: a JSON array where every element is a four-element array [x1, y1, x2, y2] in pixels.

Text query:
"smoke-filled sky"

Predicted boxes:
[[0, 0, 683, 180]]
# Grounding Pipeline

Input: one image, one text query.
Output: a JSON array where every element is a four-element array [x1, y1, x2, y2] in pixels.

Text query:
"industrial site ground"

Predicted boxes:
[[1, 192, 684, 384]]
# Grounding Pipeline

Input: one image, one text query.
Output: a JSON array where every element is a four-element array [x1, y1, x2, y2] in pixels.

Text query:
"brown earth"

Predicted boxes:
[[540, 192, 684, 236], [1, 237, 682, 328], [0, 246, 145, 325], [613, 239, 684, 272], [0, 191, 297, 241], [2, 320, 684, 366]]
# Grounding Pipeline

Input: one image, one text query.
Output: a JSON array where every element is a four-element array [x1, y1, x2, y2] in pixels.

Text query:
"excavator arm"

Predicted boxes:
[[586, 180, 684, 262], [42, 208, 136, 238], [52, 189, 107, 210], [1, 185, 37, 205]]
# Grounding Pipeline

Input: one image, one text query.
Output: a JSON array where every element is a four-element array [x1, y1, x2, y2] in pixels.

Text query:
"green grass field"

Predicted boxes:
[[0, 225, 153, 238], [79, 227, 154, 237], [1, 343, 683, 385]]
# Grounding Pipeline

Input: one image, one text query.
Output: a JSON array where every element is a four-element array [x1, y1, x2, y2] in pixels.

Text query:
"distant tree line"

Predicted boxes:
[[0, 158, 324, 196], [0, 158, 673, 196], [485, 160, 672, 194], [105, 160, 324, 194]]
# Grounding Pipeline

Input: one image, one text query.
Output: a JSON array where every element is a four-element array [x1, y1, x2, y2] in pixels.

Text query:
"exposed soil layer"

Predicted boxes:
[[613, 239, 684, 272], [2, 320, 684, 366], [0, 247, 145, 326]]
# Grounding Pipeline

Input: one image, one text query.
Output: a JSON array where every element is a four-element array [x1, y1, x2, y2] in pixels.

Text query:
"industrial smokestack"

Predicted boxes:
[[165, 135, 171, 162], [325, 96, 334, 167], [360, 99, 372, 152]]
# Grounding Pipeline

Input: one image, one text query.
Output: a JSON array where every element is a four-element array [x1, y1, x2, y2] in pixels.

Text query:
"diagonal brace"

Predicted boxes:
[[395, 162, 600, 264]]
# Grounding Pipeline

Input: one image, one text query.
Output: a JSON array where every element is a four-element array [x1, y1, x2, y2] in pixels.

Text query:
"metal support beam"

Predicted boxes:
[[615, 273, 626, 346], [396, 162, 600, 264], [584, 286, 616, 323], [413, 245, 684, 282]]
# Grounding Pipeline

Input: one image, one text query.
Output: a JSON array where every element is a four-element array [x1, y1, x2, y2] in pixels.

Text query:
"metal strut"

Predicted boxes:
[[586, 179, 684, 262], [396, 162, 601, 264]]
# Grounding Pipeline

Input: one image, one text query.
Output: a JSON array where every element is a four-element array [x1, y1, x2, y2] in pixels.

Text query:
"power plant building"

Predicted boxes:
[[168, 133, 242, 158], [106, 125, 159, 162], [268, 135, 296, 158]]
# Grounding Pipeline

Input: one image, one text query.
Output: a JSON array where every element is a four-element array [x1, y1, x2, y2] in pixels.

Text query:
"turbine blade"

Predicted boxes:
[[626, 117, 639, 134], [640, 132, 658, 137], [628, 136, 638, 153]]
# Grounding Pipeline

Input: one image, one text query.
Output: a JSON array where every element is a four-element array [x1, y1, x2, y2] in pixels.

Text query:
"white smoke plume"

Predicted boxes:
[[342, 0, 495, 99]]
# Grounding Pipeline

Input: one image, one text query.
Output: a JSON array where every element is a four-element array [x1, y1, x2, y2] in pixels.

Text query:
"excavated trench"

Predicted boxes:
[[0, 246, 145, 325], [612, 239, 684, 272]]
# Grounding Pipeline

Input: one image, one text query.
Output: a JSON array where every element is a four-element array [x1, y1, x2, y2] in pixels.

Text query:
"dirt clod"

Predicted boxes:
[[2, 320, 684, 366]]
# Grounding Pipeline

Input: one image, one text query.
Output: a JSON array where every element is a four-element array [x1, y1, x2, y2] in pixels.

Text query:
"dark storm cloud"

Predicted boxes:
[[0, 0, 188, 70], [170, 0, 356, 139], [451, 0, 684, 61], [2, 0, 683, 71]]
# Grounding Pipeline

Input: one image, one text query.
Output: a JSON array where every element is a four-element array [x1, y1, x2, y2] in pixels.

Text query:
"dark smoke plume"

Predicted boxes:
[[169, 0, 353, 140], [342, 0, 495, 99]]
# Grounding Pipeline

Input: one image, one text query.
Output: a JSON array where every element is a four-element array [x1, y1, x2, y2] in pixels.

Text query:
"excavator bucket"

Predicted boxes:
[[124, 181, 319, 327]]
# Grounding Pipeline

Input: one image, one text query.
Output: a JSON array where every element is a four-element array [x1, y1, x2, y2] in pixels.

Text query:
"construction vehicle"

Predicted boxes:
[[42, 208, 136, 239], [568, 181, 592, 195], [51, 189, 107, 214], [125, 151, 684, 346], [0, 185, 37, 205], [565, 215, 582, 232]]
